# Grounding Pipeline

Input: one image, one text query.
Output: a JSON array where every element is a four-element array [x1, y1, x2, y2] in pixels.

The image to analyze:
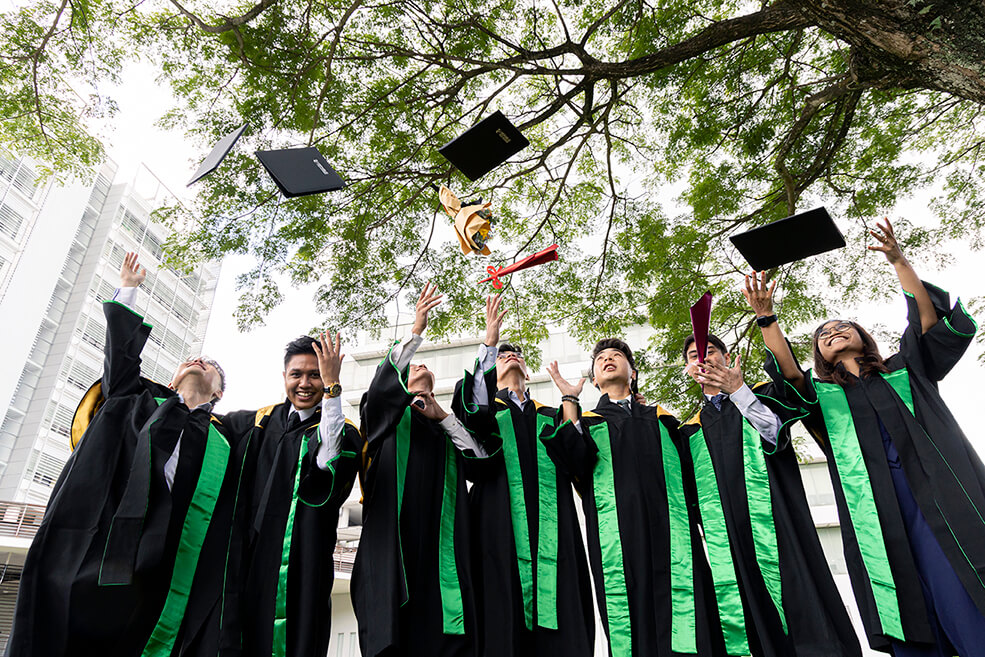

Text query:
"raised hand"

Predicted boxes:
[[312, 331, 344, 384], [412, 281, 443, 337], [120, 252, 147, 288], [868, 217, 905, 265], [547, 361, 585, 398], [742, 271, 776, 317], [411, 392, 449, 421], [694, 353, 745, 394], [484, 294, 508, 346]]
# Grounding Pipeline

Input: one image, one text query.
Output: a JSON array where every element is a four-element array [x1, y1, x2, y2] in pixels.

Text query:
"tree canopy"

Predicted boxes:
[[3, 0, 984, 410]]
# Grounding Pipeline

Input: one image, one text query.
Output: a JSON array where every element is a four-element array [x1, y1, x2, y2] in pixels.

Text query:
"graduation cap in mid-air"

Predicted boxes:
[[730, 206, 845, 271], [255, 147, 346, 198], [438, 111, 530, 181], [688, 291, 713, 363], [478, 244, 559, 289], [187, 123, 248, 186]]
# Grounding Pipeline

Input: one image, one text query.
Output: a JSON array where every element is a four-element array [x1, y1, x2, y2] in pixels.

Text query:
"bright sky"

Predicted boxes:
[[95, 63, 985, 454]]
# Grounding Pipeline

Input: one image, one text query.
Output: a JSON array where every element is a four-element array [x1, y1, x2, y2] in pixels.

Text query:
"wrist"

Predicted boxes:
[[756, 314, 777, 328]]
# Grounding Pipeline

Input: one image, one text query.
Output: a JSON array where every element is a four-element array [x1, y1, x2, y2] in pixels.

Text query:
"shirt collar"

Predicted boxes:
[[291, 405, 318, 422]]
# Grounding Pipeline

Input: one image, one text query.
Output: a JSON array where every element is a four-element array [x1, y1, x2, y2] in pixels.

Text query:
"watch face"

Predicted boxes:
[[325, 383, 342, 397]]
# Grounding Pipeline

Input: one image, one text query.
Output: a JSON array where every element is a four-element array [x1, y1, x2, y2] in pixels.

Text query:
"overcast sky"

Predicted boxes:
[[87, 62, 985, 455]]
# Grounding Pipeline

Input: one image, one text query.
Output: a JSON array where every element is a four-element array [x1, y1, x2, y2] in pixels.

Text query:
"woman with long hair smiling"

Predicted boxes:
[[742, 218, 985, 657]]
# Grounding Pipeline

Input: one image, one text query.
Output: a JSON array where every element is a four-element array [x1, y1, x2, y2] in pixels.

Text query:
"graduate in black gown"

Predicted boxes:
[[353, 282, 487, 657], [219, 332, 361, 657], [7, 252, 246, 657], [543, 338, 726, 657], [746, 218, 985, 656], [452, 296, 594, 657], [678, 333, 861, 657]]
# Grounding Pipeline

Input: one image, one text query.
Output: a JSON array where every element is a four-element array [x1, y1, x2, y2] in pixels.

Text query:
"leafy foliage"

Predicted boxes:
[[3, 0, 984, 405]]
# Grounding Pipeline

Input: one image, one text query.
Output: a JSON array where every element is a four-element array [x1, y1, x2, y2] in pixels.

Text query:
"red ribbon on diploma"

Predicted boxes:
[[689, 291, 713, 363], [478, 244, 560, 287]]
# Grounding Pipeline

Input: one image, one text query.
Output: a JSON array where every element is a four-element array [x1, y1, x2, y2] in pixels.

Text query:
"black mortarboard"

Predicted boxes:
[[187, 123, 248, 186], [438, 111, 529, 181], [255, 147, 346, 197], [730, 206, 845, 270]]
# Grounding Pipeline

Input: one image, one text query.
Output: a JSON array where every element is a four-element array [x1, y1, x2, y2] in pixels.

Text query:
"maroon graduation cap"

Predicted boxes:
[[689, 291, 713, 363], [478, 244, 559, 289]]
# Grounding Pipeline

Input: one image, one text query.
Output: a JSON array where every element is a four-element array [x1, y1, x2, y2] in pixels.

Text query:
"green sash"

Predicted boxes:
[[142, 421, 230, 657], [815, 380, 906, 640], [496, 407, 559, 630], [688, 430, 749, 655]]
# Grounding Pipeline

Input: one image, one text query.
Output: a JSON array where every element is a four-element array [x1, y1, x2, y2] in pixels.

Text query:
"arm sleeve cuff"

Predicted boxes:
[[732, 383, 782, 445], [315, 396, 346, 470], [390, 333, 423, 370], [440, 414, 488, 457], [112, 287, 138, 308]]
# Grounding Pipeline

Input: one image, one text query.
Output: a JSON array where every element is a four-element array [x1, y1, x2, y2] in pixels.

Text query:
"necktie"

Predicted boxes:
[[614, 398, 631, 413], [288, 411, 301, 429], [709, 393, 727, 411]]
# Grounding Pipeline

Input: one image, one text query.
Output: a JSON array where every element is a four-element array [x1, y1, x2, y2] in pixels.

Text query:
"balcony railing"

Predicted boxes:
[[0, 502, 45, 541]]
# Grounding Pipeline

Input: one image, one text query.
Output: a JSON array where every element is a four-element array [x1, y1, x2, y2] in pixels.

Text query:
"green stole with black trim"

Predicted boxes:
[[395, 406, 466, 635], [585, 415, 697, 655], [142, 400, 231, 657], [494, 401, 559, 630], [687, 418, 788, 655]]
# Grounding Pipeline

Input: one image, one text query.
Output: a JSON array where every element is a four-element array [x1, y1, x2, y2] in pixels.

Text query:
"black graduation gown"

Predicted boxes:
[[353, 350, 479, 657], [220, 401, 362, 657], [678, 382, 861, 657], [541, 394, 725, 657], [6, 300, 248, 657], [766, 281, 985, 652], [452, 368, 594, 657]]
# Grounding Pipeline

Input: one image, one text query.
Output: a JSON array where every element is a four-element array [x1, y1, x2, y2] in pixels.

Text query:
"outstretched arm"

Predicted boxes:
[[102, 252, 151, 398], [743, 272, 806, 393], [313, 331, 346, 471], [546, 361, 585, 426], [389, 281, 443, 369], [869, 217, 937, 334]]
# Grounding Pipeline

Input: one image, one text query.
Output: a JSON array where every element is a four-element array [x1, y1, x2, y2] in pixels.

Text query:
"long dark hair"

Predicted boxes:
[[812, 320, 889, 385]]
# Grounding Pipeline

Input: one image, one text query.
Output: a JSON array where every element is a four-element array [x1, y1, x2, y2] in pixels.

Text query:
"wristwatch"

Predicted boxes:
[[323, 382, 343, 398], [756, 314, 778, 328]]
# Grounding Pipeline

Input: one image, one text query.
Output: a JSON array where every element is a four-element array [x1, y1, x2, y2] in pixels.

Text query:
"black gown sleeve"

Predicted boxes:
[[451, 363, 503, 482], [101, 300, 153, 398], [751, 379, 811, 454], [539, 416, 599, 488], [361, 347, 414, 454], [298, 420, 362, 507], [899, 281, 978, 381]]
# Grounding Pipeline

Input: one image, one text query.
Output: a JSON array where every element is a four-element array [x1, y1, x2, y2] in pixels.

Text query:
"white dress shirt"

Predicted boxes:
[[707, 383, 782, 445]]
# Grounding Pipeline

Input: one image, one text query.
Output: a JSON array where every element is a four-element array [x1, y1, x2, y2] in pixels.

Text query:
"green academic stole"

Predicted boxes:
[[395, 406, 466, 635], [688, 419, 788, 655], [586, 415, 696, 656], [271, 429, 309, 657], [495, 403, 559, 630], [688, 429, 749, 654], [142, 421, 231, 657], [814, 379, 906, 641]]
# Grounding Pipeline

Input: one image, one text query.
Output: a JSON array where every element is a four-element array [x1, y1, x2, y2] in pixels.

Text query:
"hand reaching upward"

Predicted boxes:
[[484, 294, 508, 347], [120, 252, 147, 288], [412, 282, 443, 337]]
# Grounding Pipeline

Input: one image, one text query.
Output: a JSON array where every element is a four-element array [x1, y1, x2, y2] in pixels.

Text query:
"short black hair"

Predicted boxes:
[[682, 333, 728, 360], [498, 342, 522, 355], [284, 335, 318, 368]]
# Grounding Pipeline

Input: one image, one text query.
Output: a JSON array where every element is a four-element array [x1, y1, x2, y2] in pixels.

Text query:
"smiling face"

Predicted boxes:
[[170, 357, 224, 400], [814, 320, 865, 363], [407, 363, 435, 394], [684, 343, 729, 384], [592, 347, 636, 388], [283, 353, 323, 410]]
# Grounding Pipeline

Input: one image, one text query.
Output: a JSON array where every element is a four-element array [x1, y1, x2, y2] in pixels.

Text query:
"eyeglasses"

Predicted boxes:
[[497, 352, 523, 360], [817, 322, 853, 340]]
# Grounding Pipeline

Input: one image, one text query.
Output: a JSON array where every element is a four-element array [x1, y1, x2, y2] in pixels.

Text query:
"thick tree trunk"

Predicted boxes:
[[803, 0, 985, 103]]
